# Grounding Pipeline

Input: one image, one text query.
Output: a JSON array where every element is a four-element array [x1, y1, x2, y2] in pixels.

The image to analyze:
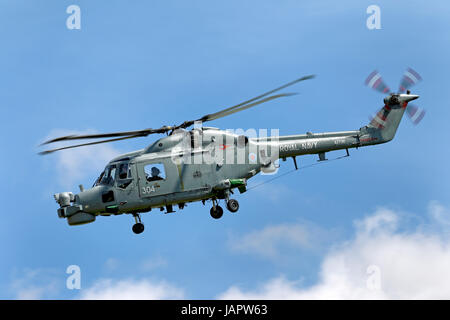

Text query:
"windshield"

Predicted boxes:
[[94, 171, 104, 187], [93, 164, 117, 186], [94, 162, 132, 187]]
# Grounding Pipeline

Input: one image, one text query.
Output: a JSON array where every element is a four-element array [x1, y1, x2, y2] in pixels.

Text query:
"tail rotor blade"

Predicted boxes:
[[406, 104, 426, 125], [399, 67, 422, 93], [365, 70, 391, 94]]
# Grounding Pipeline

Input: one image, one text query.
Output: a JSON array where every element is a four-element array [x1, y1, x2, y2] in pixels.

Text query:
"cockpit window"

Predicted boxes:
[[94, 163, 133, 188], [117, 162, 133, 189], [94, 171, 105, 187], [118, 163, 130, 179], [96, 164, 116, 186]]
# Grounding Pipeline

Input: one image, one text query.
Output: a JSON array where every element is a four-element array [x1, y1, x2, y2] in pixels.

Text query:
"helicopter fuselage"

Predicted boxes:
[[54, 112, 403, 227]]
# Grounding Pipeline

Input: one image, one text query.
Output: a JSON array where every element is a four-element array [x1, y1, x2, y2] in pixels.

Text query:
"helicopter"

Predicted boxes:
[[41, 69, 425, 234]]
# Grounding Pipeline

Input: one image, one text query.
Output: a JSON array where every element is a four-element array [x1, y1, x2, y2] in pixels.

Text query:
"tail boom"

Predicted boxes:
[[255, 96, 416, 161]]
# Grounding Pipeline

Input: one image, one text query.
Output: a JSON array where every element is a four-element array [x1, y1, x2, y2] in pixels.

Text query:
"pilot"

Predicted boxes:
[[118, 164, 128, 179], [147, 167, 163, 181]]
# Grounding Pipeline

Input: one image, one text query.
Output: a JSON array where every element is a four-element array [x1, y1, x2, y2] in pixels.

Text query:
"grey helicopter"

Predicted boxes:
[[41, 69, 425, 234]]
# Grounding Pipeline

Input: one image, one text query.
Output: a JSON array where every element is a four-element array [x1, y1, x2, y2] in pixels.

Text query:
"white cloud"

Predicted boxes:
[[41, 129, 122, 189], [104, 258, 120, 272], [12, 202, 450, 300], [228, 223, 319, 260], [219, 203, 450, 299], [247, 182, 294, 203], [428, 201, 450, 227], [9, 258, 177, 300], [139, 256, 168, 272], [353, 207, 398, 235], [10, 268, 61, 300], [103, 256, 168, 273], [79, 278, 184, 300]]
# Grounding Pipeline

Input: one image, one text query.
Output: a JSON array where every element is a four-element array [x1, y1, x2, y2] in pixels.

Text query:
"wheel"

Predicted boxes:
[[132, 223, 145, 234], [226, 199, 239, 213], [210, 205, 224, 219]]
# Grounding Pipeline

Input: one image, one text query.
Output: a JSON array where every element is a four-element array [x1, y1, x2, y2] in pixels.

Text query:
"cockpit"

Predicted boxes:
[[94, 161, 133, 189]]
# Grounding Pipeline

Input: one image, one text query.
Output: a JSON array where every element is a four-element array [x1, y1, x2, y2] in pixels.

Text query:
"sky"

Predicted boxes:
[[1, 0, 450, 299]]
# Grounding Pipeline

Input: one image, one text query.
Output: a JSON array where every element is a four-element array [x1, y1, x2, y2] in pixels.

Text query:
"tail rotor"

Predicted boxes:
[[365, 68, 426, 126]]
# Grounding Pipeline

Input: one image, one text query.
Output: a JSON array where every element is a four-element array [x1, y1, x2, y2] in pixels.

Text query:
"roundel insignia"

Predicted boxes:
[[249, 152, 257, 163]]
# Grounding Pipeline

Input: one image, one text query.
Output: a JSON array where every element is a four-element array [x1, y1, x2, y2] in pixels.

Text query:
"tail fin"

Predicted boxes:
[[368, 104, 407, 142], [364, 94, 419, 143]]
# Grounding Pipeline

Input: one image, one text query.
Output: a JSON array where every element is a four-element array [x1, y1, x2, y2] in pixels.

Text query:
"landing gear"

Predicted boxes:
[[210, 197, 239, 218], [210, 199, 224, 219], [132, 214, 145, 234], [210, 205, 223, 219], [226, 199, 239, 213], [132, 223, 145, 234]]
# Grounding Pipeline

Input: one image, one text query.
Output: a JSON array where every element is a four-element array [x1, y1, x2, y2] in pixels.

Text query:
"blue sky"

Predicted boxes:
[[1, 0, 450, 299]]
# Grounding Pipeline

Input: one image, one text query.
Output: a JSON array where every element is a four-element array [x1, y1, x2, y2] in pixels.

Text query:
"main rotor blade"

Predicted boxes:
[[39, 134, 143, 155], [178, 75, 315, 128], [201, 92, 297, 122], [209, 75, 314, 117], [40, 127, 174, 145], [39, 75, 315, 154]]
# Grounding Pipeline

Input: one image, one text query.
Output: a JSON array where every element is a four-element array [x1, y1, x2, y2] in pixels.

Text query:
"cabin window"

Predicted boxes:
[[144, 163, 166, 182]]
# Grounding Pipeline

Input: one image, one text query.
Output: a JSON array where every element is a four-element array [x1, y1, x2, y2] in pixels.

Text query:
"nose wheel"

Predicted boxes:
[[132, 214, 145, 234]]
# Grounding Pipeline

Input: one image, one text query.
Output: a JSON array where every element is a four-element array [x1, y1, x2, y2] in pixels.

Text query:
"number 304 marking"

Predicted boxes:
[[142, 186, 156, 194]]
